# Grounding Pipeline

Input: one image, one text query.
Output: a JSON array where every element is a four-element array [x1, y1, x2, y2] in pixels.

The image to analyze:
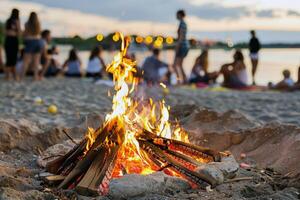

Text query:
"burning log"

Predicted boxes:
[[138, 139, 219, 188], [139, 130, 221, 162], [43, 33, 230, 197], [46, 139, 87, 174], [75, 142, 120, 196], [47, 120, 121, 190]]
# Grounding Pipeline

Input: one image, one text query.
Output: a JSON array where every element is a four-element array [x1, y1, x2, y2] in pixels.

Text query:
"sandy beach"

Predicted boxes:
[[1, 78, 300, 126], [0, 78, 299, 199]]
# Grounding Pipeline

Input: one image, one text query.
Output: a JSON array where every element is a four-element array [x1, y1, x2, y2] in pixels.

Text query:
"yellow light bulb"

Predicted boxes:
[[154, 40, 163, 48], [166, 36, 174, 44], [135, 36, 144, 44], [96, 34, 104, 42], [112, 33, 120, 42], [145, 36, 153, 44], [156, 36, 164, 43]]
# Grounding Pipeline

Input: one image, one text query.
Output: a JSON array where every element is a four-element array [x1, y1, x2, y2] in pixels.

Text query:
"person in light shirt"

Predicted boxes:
[[269, 69, 294, 90], [86, 46, 106, 78], [63, 48, 82, 77]]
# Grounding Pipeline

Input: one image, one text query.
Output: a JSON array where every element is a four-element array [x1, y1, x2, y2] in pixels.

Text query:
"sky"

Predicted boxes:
[[1, 0, 300, 43]]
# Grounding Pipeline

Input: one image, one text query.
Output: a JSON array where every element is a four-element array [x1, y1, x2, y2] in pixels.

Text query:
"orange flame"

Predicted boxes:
[[84, 32, 191, 177], [84, 127, 96, 155]]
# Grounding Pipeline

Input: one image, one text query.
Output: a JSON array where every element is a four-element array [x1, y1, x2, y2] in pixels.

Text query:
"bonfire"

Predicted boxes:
[[46, 33, 224, 196]]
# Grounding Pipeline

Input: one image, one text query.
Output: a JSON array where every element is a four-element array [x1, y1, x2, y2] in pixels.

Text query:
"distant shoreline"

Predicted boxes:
[[52, 38, 300, 51]]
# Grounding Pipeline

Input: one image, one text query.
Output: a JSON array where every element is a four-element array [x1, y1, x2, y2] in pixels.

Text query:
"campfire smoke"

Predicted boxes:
[[46, 33, 223, 196]]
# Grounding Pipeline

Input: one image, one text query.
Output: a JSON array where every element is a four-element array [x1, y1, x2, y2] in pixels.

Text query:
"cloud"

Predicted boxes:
[[188, 3, 251, 20], [255, 10, 276, 18], [287, 10, 300, 17], [0, 0, 176, 36], [19, 0, 253, 21], [1, 0, 300, 40]]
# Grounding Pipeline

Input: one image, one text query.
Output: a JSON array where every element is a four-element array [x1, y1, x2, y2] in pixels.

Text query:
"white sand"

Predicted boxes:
[[0, 78, 299, 126], [0, 78, 299, 199]]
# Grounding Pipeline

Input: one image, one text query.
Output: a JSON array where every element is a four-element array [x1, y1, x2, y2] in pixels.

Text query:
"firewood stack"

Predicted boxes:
[[46, 123, 222, 196]]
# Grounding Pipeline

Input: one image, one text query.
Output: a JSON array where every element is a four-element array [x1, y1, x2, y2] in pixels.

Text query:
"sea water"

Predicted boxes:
[[57, 46, 300, 86]]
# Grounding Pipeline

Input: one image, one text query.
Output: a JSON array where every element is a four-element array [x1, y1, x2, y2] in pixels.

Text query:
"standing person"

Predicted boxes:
[[4, 8, 21, 80], [249, 30, 261, 85], [20, 12, 43, 81], [173, 10, 189, 84], [86, 46, 106, 78]]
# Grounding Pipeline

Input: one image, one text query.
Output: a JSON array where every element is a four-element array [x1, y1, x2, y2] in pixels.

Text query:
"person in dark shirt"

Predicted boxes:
[[249, 30, 261, 85], [40, 30, 52, 77], [142, 48, 169, 84], [4, 8, 21, 80]]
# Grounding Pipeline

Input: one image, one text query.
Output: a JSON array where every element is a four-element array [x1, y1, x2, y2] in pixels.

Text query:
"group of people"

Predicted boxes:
[[141, 10, 261, 88], [1, 9, 107, 81], [142, 46, 248, 88], [1, 8, 299, 90]]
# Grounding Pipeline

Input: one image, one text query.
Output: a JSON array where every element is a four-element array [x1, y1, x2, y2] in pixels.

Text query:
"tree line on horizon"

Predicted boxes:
[[0, 21, 299, 51]]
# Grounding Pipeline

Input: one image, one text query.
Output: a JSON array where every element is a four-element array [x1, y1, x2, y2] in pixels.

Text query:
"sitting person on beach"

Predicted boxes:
[[292, 66, 300, 90], [141, 48, 169, 84], [268, 69, 294, 90], [189, 50, 218, 84], [63, 48, 82, 77], [40, 30, 54, 77], [86, 46, 106, 78], [220, 50, 248, 88], [44, 46, 61, 77]]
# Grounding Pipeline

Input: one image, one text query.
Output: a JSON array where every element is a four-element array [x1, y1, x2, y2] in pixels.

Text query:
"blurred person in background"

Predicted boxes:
[[173, 10, 189, 84], [269, 69, 294, 90], [142, 48, 169, 85], [44, 46, 61, 77], [249, 30, 261, 85], [86, 46, 106, 78], [4, 8, 21, 80], [20, 12, 43, 81], [40, 29, 52, 77], [63, 48, 82, 77], [189, 50, 219, 84], [220, 50, 248, 88]]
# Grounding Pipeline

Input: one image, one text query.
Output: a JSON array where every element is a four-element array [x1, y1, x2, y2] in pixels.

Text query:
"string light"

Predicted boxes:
[[135, 36, 144, 44], [166, 36, 174, 44], [96, 34, 104, 42], [154, 40, 163, 48], [112, 33, 120, 42], [145, 36, 153, 44]]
